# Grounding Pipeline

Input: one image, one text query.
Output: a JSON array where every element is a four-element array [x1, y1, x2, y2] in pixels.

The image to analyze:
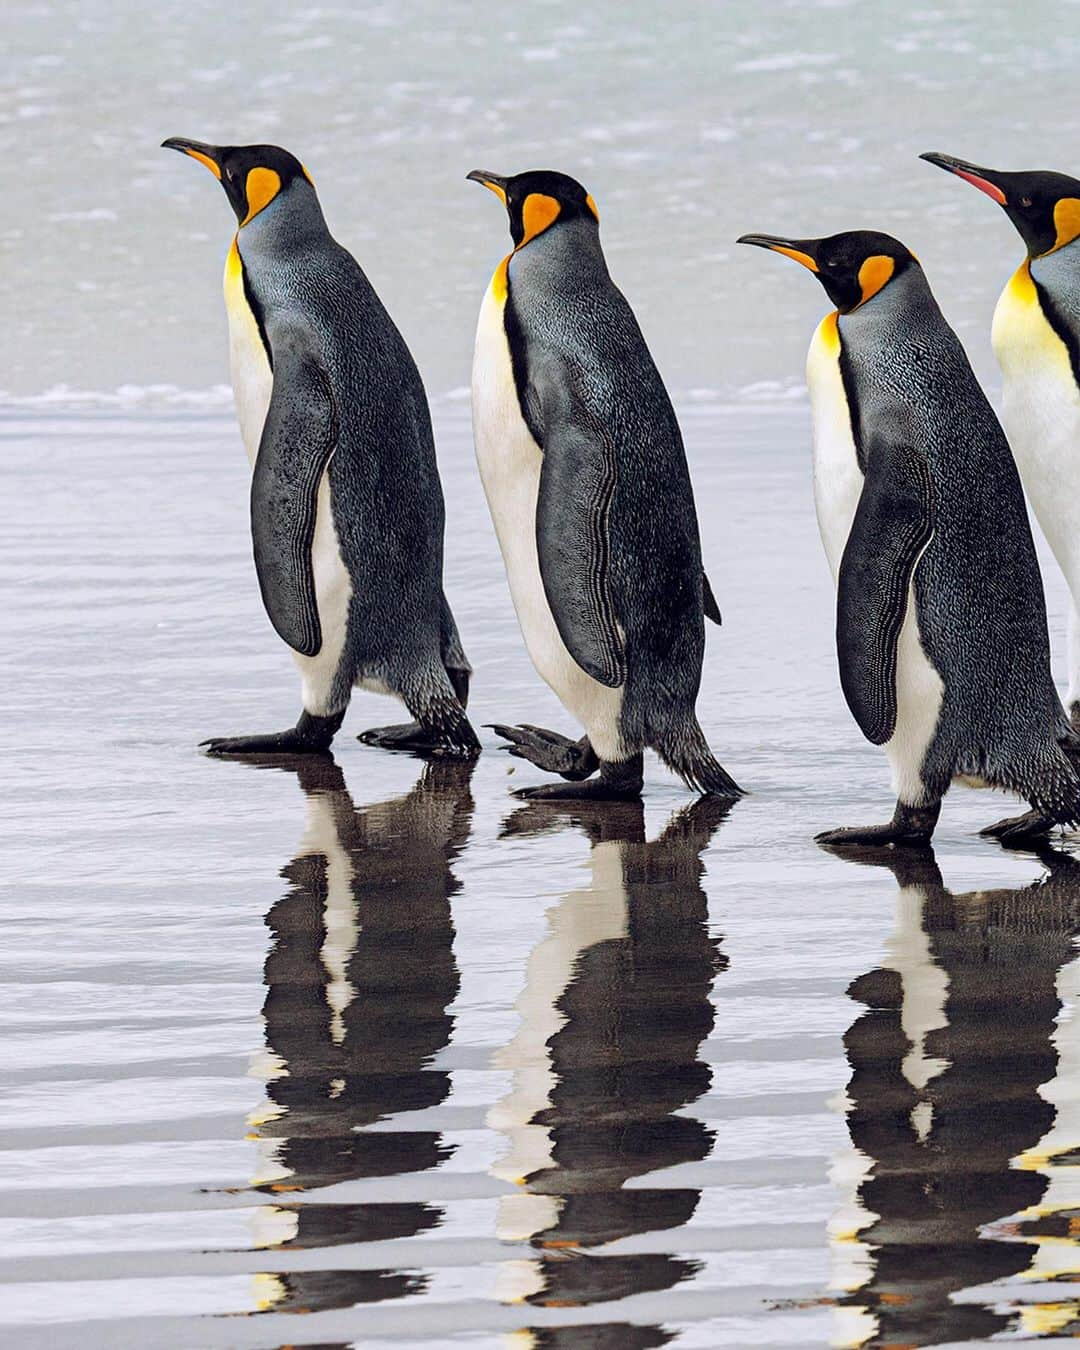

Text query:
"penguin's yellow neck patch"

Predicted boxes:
[[1049, 197, 1080, 254], [1006, 257, 1038, 305], [225, 234, 243, 283], [242, 167, 282, 226], [817, 309, 841, 354], [856, 254, 895, 307], [585, 193, 600, 222], [521, 193, 561, 246], [491, 254, 511, 303]]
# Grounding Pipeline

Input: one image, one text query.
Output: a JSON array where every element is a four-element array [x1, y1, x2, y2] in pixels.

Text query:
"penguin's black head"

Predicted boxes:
[[162, 138, 313, 226], [467, 168, 600, 248], [736, 229, 918, 313], [920, 152, 1080, 258]]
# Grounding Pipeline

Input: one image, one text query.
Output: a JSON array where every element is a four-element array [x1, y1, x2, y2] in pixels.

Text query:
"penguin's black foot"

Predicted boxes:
[[202, 731, 330, 757], [489, 725, 599, 781], [980, 809, 1058, 844], [512, 753, 644, 802], [201, 709, 344, 758], [357, 721, 480, 759], [816, 823, 929, 847], [816, 799, 941, 849]]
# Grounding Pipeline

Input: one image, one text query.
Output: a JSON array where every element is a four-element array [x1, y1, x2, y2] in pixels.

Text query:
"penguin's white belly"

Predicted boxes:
[[885, 581, 944, 802], [994, 274, 1080, 591], [806, 312, 943, 800], [806, 312, 864, 579], [471, 278, 624, 760], [224, 240, 353, 716]]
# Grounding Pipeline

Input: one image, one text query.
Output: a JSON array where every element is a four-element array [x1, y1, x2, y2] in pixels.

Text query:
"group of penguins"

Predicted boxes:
[[162, 138, 1080, 850]]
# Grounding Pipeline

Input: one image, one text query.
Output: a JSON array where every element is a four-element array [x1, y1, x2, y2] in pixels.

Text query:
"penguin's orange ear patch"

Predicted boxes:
[[241, 167, 283, 226], [520, 193, 560, 246], [857, 254, 895, 306], [1052, 197, 1080, 252], [585, 193, 600, 222]]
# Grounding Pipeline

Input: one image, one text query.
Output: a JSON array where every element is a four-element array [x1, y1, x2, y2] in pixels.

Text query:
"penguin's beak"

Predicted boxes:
[[736, 234, 820, 273], [919, 152, 1008, 205], [467, 169, 509, 204], [162, 137, 224, 180]]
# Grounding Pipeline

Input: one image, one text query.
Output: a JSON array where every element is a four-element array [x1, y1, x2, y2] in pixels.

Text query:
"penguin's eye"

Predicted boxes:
[[1020, 196, 1033, 208]]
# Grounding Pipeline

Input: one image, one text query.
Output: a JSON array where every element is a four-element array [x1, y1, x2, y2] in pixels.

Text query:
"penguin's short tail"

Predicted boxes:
[[404, 666, 481, 758], [656, 717, 744, 799], [1052, 735, 1080, 827], [423, 695, 481, 757]]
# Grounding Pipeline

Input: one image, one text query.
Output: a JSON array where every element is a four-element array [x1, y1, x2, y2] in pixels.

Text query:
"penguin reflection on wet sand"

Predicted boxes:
[[739, 228, 1080, 845], [469, 168, 741, 802], [487, 796, 729, 1329], [826, 843, 1080, 1346], [161, 139, 477, 758], [239, 753, 473, 1316], [922, 151, 1080, 733]]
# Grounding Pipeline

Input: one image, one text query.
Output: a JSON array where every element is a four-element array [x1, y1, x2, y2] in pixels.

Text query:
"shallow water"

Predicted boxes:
[[3, 406, 1080, 1347]]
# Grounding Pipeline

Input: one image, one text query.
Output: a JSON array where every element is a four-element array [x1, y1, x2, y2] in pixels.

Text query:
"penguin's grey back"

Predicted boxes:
[[505, 218, 708, 719], [1030, 242, 1080, 357], [838, 266, 1067, 773], [240, 183, 449, 667]]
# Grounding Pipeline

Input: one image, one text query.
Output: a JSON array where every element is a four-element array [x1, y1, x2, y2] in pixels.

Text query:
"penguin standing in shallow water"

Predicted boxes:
[[468, 168, 740, 801], [161, 139, 477, 757], [922, 151, 1080, 730], [739, 228, 1080, 844]]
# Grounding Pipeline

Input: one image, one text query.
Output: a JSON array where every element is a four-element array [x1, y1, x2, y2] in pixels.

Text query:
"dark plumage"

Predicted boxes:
[[739, 227, 1080, 844], [840, 261, 1076, 816], [472, 169, 740, 799], [243, 197, 473, 727], [162, 139, 476, 756]]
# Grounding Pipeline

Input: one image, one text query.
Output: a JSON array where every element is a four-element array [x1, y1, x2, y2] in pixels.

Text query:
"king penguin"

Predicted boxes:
[[922, 151, 1080, 731], [468, 167, 741, 801], [738, 227, 1080, 845], [161, 138, 477, 757]]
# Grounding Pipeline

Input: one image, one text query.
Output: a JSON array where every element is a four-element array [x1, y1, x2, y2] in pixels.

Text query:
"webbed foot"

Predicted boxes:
[[490, 725, 599, 781], [980, 809, 1058, 845], [816, 799, 940, 849], [202, 709, 345, 758], [512, 753, 644, 802], [358, 720, 480, 758]]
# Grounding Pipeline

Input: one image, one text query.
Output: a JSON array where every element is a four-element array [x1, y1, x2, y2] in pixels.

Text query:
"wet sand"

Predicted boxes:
[[2, 405, 1080, 1347]]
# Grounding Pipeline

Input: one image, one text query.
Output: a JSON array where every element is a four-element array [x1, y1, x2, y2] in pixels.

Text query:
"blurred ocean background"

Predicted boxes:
[[6, 0, 1080, 405]]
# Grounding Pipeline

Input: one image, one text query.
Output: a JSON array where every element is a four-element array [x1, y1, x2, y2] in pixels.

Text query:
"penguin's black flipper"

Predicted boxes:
[[251, 329, 337, 658], [836, 431, 934, 745], [534, 371, 626, 689], [703, 572, 722, 625]]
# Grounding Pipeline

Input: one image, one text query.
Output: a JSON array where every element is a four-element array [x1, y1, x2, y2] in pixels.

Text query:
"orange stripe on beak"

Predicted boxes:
[[770, 244, 819, 272], [183, 148, 222, 180], [952, 168, 1007, 204]]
